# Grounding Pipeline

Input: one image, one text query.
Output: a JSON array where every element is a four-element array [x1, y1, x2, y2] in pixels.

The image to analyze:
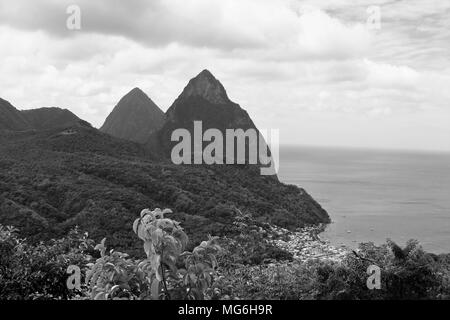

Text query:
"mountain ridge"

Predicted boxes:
[[0, 98, 32, 132], [0, 71, 330, 254], [0, 98, 87, 132], [21, 107, 87, 131]]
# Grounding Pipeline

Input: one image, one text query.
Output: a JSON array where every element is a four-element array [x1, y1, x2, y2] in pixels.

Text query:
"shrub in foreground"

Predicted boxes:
[[85, 208, 222, 300], [0, 225, 94, 300]]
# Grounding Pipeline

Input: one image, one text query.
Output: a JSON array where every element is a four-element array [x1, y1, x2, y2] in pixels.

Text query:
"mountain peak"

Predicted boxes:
[[197, 69, 215, 80], [128, 87, 145, 96], [180, 69, 230, 104], [100, 88, 165, 143], [120, 87, 150, 103]]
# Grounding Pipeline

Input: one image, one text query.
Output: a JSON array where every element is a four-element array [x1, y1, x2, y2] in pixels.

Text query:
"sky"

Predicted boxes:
[[0, 0, 449, 152]]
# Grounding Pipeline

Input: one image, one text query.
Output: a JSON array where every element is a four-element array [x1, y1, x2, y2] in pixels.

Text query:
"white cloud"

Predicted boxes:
[[0, 0, 449, 151], [364, 59, 420, 89], [296, 8, 372, 59]]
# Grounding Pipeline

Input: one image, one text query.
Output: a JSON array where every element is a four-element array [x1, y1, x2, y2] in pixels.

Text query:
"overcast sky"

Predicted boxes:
[[0, 0, 449, 151]]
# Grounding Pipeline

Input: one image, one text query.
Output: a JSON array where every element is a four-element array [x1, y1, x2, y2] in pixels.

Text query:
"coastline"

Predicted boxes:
[[269, 224, 349, 262]]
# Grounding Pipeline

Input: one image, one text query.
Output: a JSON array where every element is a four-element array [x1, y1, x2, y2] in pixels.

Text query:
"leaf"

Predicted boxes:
[[157, 218, 174, 229], [151, 279, 160, 300], [132, 218, 140, 234], [110, 285, 120, 297], [153, 208, 164, 219], [178, 268, 187, 276], [94, 238, 107, 256], [151, 228, 163, 244], [189, 273, 198, 284], [144, 241, 152, 257], [94, 292, 106, 300], [140, 208, 150, 218], [155, 265, 163, 282]]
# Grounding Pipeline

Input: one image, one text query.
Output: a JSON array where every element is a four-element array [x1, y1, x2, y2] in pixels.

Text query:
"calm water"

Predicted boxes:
[[278, 146, 450, 254]]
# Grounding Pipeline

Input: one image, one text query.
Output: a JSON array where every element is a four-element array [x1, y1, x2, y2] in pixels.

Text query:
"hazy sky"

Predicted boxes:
[[0, 0, 449, 151]]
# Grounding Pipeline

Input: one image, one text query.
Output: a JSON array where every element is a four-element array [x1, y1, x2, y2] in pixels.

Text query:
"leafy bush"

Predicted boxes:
[[0, 225, 94, 300], [2, 213, 449, 301], [212, 262, 319, 300], [85, 208, 222, 300], [214, 239, 450, 300], [313, 240, 450, 300]]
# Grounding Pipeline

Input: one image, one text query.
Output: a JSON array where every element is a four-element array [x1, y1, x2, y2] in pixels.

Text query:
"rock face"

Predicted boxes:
[[100, 88, 166, 143], [176, 69, 230, 105], [21, 107, 86, 131], [150, 69, 267, 164], [165, 69, 255, 130], [0, 98, 31, 131]]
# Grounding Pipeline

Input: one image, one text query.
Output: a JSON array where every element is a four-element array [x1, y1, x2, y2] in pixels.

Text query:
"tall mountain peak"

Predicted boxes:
[[179, 69, 230, 104], [150, 70, 266, 166], [119, 87, 153, 105], [100, 88, 165, 143]]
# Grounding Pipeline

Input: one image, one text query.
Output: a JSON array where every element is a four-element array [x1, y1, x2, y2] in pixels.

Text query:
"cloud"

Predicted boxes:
[[0, 0, 374, 57], [0, 0, 272, 50], [295, 8, 372, 59], [0, 0, 449, 151], [364, 59, 420, 89]]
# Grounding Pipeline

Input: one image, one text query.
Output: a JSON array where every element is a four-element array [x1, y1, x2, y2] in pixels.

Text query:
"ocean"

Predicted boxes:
[[278, 146, 450, 254]]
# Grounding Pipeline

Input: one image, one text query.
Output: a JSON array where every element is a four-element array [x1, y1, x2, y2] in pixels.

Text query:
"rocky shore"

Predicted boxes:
[[268, 225, 349, 262]]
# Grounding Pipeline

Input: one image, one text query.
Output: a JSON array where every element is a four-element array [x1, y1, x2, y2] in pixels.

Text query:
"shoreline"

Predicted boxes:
[[268, 224, 349, 262]]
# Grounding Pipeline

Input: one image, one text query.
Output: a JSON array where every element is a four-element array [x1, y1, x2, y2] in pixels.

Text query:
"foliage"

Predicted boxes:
[[218, 211, 293, 267], [2, 217, 450, 300], [0, 224, 94, 300], [211, 261, 319, 300], [85, 208, 222, 300], [0, 126, 328, 257], [312, 240, 450, 300], [213, 239, 450, 300]]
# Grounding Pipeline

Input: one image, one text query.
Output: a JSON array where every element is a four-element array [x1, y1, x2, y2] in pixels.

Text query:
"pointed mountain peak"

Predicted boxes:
[[100, 87, 165, 143], [180, 69, 230, 104], [197, 69, 216, 80], [128, 87, 146, 96], [120, 87, 152, 104]]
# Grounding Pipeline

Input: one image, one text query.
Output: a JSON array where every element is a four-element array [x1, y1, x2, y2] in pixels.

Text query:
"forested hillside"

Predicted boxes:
[[0, 124, 329, 257]]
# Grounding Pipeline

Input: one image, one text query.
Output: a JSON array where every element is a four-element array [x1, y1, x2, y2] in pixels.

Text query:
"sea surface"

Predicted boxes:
[[278, 145, 450, 254]]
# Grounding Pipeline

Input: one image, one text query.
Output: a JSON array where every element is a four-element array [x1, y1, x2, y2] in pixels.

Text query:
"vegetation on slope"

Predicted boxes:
[[0, 126, 328, 257], [1, 208, 449, 300]]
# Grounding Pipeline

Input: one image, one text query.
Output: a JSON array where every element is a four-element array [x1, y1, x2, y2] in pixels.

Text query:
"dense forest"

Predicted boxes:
[[0, 124, 328, 257]]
